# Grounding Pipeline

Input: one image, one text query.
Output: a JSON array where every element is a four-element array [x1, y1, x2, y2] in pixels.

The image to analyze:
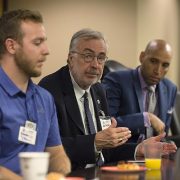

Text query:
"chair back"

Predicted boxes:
[[101, 60, 128, 80]]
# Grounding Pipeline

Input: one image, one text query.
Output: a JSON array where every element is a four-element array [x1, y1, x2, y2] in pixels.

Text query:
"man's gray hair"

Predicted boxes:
[[69, 28, 108, 52]]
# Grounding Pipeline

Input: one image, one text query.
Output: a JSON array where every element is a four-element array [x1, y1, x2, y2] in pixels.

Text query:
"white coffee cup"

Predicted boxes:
[[19, 152, 50, 180]]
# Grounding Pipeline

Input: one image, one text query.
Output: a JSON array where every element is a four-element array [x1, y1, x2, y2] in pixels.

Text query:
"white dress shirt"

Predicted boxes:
[[70, 72, 98, 134]]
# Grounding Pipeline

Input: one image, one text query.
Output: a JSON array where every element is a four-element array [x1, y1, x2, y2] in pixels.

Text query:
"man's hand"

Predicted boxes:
[[148, 113, 165, 134], [95, 117, 131, 151], [136, 133, 177, 157]]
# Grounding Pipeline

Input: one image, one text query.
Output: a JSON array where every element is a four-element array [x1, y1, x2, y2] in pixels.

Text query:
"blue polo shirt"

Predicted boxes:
[[0, 67, 61, 174]]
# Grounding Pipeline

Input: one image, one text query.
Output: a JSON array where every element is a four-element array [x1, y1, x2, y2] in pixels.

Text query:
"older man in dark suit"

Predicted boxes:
[[39, 30, 177, 170]]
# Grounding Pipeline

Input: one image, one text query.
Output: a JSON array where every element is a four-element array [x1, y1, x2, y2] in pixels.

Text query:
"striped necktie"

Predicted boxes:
[[83, 91, 96, 134], [146, 86, 157, 113], [146, 86, 157, 138]]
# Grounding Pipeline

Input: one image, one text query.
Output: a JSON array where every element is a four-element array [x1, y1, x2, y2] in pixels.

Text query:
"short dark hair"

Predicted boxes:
[[0, 9, 43, 56]]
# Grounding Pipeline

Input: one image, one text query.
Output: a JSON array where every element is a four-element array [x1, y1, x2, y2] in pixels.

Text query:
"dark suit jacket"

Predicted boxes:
[[102, 68, 177, 142], [39, 65, 136, 170]]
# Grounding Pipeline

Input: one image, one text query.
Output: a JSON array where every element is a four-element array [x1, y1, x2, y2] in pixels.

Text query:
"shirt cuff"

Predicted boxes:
[[134, 145, 139, 159], [134, 143, 144, 158], [94, 143, 102, 159], [143, 112, 151, 128]]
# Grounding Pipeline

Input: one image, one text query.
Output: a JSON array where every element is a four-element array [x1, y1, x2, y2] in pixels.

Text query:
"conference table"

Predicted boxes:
[[68, 150, 180, 180], [0, 150, 179, 180]]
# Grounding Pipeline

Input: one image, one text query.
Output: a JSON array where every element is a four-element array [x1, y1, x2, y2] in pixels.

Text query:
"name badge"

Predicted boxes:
[[18, 120, 37, 145], [99, 116, 111, 130]]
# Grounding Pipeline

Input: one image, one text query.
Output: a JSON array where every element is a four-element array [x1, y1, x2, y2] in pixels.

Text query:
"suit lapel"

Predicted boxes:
[[64, 94, 85, 133], [157, 82, 168, 123], [132, 69, 144, 112], [90, 87, 102, 131], [61, 67, 85, 134]]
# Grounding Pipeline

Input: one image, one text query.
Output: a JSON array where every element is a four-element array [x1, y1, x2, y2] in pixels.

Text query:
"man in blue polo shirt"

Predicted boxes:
[[0, 9, 70, 178]]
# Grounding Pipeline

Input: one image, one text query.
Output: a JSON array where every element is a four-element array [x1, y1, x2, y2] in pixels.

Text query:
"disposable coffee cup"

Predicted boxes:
[[19, 152, 50, 180]]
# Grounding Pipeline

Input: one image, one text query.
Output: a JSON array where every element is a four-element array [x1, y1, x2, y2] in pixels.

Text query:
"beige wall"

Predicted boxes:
[[8, 0, 179, 87], [8, 0, 137, 83]]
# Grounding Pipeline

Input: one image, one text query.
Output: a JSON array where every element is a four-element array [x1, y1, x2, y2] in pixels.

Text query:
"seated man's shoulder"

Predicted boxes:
[[161, 78, 177, 89], [104, 69, 132, 82], [35, 84, 54, 101], [38, 67, 65, 91], [92, 82, 104, 91], [39, 68, 62, 84]]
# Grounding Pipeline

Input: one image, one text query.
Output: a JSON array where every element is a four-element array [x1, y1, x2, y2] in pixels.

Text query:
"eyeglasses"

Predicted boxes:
[[71, 51, 108, 64]]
